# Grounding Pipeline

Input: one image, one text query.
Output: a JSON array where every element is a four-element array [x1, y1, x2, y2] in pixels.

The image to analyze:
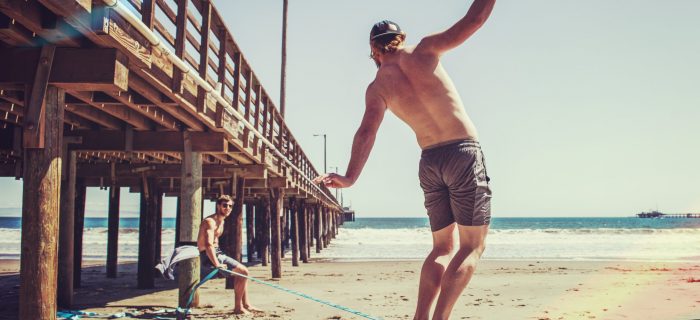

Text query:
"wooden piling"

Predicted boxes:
[[281, 205, 288, 258], [306, 205, 312, 258], [225, 176, 245, 289], [315, 204, 322, 253], [137, 177, 158, 289], [299, 200, 308, 263], [73, 178, 86, 288], [178, 136, 202, 308], [155, 190, 163, 266], [106, 186, 120, 278], [290, 198, 299, 267], [270, 187, 284, 278], [261, 197, 270, 266], [175, 196, 181, 244], [245, 202, 255, 263], [58, 149, 76, 308], [19, 85, 63, 320], [255, 199, 264, 262]]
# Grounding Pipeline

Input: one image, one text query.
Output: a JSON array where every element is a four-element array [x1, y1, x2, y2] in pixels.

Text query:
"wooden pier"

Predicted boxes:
[[637, 211, 700, 218], [0, 0, 343, 318]]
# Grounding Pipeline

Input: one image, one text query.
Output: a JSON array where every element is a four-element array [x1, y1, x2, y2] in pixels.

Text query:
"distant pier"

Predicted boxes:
[[637, 211, 700, 218]]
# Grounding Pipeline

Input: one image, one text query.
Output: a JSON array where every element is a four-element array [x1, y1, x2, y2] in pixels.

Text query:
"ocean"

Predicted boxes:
[[1, 217, 699, 262]]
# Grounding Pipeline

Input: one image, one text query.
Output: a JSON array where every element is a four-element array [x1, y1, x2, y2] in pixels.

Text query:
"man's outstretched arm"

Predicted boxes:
[[416, 0, 496, 55], [314, 84, 386, 188]]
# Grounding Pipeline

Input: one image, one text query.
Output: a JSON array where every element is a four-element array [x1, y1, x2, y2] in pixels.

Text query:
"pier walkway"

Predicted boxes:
[[0, 0, 343, 318]]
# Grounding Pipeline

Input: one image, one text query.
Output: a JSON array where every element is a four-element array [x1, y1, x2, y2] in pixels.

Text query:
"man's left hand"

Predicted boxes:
[[312, 173, 353, 188]]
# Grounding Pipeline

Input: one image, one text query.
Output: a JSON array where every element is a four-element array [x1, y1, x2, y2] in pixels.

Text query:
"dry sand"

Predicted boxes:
[[0, 258, 699, 319]]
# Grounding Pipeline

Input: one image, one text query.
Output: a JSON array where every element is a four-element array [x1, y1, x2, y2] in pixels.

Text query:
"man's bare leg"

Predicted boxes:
[[432, 225, 488, 320], [414, 224, 456, 320], [231, 265, 249, 314]]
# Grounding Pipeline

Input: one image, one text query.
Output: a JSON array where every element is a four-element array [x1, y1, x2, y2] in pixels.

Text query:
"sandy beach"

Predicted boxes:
[[0, 258, 699, 319]]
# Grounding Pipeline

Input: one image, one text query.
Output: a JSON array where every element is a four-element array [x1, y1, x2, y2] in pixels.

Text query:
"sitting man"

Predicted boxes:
[[197, 195, 258, 314]]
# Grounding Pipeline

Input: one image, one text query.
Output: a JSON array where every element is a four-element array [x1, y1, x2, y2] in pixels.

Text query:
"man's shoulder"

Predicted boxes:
[[201, 216, 216, 226]]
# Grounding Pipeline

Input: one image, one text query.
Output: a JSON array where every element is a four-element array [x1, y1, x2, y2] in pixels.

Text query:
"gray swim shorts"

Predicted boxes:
[[419, 139, 492, 231], [200, 248, 239, 277]]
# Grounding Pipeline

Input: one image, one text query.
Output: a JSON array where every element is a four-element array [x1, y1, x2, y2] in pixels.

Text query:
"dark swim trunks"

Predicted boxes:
[[200, 248, 239, 278], [419, 139, 492, 231]]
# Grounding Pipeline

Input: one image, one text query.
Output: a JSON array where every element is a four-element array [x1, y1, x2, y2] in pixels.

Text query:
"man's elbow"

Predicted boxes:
[[355, 128, 377, 141]]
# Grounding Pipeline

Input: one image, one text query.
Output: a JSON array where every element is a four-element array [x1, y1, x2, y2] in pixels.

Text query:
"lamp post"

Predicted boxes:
[[313, 133, 327, 173], [329, 166, 339, 200]]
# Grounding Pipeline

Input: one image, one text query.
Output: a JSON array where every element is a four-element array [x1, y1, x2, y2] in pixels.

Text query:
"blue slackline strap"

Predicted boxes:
[[217, 268, 382, 320], [59, 267, 381, 320]]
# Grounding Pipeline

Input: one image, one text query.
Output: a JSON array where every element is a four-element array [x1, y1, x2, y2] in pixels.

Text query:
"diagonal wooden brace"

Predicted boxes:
[[23, 45, 56, 149]]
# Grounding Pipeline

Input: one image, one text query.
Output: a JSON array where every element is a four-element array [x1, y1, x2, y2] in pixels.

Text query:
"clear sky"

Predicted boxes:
[[1, 0, 699, 218]]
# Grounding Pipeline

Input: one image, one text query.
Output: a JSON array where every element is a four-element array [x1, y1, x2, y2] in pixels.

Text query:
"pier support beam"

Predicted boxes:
[[245, 201, 255, 263], [254, 200, 264, 262], [225, 176, 245, 289], [299, 201, 308, 263], [106, 186, 120, 278], [178, 135, 202, 308], [270, 187, 284, 278], [315, 205, 322, 253], [58, 149, 76, 308], [261, 197, 270, 266], [73, 179, 86, 288], [137, 177, 158, 289], [290, 198, 299, 267], [19, 86, 64, 320], [155, 190, 163, 266]]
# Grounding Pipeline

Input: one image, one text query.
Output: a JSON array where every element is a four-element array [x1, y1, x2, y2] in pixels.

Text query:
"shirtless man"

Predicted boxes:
[[197, 195, 258, 314], [314, 1, 496, 319]]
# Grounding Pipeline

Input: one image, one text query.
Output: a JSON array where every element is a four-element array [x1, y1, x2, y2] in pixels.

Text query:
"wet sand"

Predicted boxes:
[[0, 259, 699, 319]]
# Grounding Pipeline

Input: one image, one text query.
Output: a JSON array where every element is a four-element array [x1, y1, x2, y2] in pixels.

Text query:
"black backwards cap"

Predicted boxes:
[[370, 20, 403, 41]]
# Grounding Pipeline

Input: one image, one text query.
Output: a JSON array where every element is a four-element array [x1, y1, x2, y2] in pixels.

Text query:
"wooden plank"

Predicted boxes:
[[19, 86, 63, 319], [64, 104, 123, 130], [178, 131, 201, 307], [106, 186, 120, 278], [171, 0, 189, 93], [91, 4, 151, 69], [242, 70, 252, 148], [251, 84, 261, 156], [141, 0, 156, 29], [268, 177, 287, 189], [23, 45, 55, 149], [195, 0, 211, 114], [67, 91, 152, 130], [0, 12, 36, 46], [67, 130, 226, 152], [127, 74, 205, 131], [0, 0, 81, 46], [104, 91, 180, 129], [0, 48, 129, 92]]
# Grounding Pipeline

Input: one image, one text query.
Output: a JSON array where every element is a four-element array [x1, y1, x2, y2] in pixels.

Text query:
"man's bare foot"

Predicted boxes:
[[244, 305, 263, 313], [232, 308, 250, 315]]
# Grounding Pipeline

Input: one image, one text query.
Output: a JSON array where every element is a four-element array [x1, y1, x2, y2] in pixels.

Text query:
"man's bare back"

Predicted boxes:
[[314, 2, 496, 319], [368, 45, 479, 149]]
